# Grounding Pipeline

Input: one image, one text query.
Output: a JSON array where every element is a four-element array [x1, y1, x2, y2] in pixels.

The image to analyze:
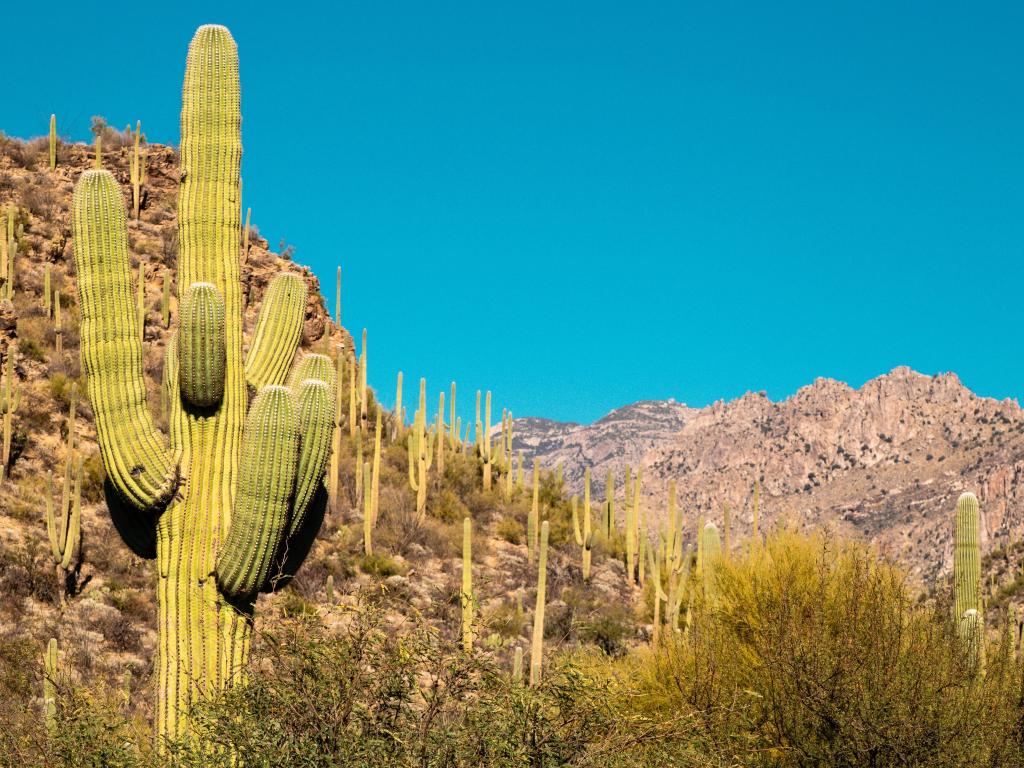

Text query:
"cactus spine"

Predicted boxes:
[[462, 516, 474, 651], [49, 114, 57, 171], [530, 520, 549, 687], [955, 492, 981, 622], [71, 26, 334, 743]]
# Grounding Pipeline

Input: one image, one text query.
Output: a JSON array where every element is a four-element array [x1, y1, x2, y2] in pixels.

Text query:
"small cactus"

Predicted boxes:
[[407, 378, 434, 520], [45, 385, 82, 606], [529, 521, 550, 687], [528, 458, 540, 563], [701, 522, 722, 604], [362, 460, 373, 555], [43, 638, 58, 735], [462, 517, 474, 651], [0, 349, 20, 484], [49, 114, 57, 171]]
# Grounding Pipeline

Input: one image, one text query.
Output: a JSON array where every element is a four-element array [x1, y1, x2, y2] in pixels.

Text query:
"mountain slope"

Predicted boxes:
[[514, 368, 1024, 584]]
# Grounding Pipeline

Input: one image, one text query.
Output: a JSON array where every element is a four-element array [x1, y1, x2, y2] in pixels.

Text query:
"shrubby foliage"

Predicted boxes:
[[3, 531, 1022, 767]]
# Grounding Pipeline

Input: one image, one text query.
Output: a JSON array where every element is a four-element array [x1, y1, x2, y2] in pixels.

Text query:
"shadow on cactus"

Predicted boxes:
[[71, 24, 336, 746]]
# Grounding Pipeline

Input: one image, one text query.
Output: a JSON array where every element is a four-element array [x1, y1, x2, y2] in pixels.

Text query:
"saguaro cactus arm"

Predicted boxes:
[[216, 386, 300, 597], [244, 273, 307, 390], [72, 170, 177, 512]]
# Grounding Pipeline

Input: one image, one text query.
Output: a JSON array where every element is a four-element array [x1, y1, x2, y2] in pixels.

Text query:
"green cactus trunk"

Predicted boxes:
[[955, 492, 981, 621], [462, 516, 474, 651], [71, 26, 332, 747], [530, 520, 549, 686]]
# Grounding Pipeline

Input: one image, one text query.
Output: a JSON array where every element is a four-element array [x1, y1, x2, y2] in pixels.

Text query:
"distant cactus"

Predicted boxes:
[[393, 371, 403, 437], [242, 207, 252, 264], [436, 391, 445, 475], [334, 265, 341, 326], [70, 26, 335, 742], [45, 385, 81, 606], [162, 269, 172, 327], [530, 520, 550, 687], [512, 646, 523, 683], [605, 469, 615, 537], [43, 263, 51, 316], [647, 542, 667, 645], [328, 347, 344, 511], [529, 457, 540, 563], [362, 460, 373, 555], [955, 492, 981, 620], [450, 382, 457, 445], [43, 638, 58, 735], [49, 114, 57, 170], [462, 517, 474, 651], [130, 121, 143, 218], [369, 406, 382, 527], [325, 573, 334, 604], [407, 378, 434, 520], [0, 349, 20, 484], [480, 391, 493, 490], [54, 289, 63, 357], [701, 522, 722, 604]]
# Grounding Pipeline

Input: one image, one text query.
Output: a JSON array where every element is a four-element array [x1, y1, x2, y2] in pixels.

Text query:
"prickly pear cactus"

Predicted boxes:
[[71, 25, 335, 744]]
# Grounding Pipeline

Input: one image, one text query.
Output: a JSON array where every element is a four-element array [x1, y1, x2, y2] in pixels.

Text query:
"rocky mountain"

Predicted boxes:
[[514, 368, 1024, 585]]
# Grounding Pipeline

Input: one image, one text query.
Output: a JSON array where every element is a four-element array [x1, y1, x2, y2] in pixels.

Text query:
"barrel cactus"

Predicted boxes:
[[71, 25, 334, 744]]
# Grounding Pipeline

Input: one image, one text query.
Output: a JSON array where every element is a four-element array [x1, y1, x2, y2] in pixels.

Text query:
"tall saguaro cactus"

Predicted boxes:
[[955, 492, 981, 622], [530, 520, 550, 687], [71, 26, 334, 745]]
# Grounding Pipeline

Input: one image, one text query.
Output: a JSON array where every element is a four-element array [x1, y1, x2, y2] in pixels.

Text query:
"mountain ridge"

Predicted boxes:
[[513, 365, 1024, 584]]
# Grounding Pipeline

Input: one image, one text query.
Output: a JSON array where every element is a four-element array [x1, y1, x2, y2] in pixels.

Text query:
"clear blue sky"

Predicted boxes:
[[7, 2, 1024, 424]]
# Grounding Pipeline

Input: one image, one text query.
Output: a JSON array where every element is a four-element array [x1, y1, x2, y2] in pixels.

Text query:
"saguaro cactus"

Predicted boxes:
[[407, 378, 433, 520], [46, 385, 82, 606], [701, 522, 722, 604], [71, 26, 334, 744], [43, 638, 58, 735], [530, 520, 550, 687], [49, 114, 57, 171], [462, 517, 474, 651], [0, 349, 20, 484], [529, 457, 540, 562], [955, 492, 981, 621]]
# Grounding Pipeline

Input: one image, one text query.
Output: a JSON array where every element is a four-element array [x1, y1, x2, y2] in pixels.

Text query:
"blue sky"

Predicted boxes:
[[7, 2, 1024, 424]]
